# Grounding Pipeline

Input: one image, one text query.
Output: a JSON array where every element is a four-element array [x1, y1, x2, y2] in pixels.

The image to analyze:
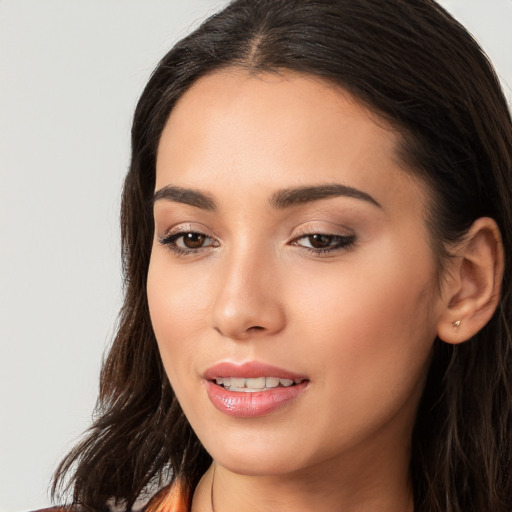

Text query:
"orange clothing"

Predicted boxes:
[[144, 480, 189, 512], [30, 480, 189, 512]]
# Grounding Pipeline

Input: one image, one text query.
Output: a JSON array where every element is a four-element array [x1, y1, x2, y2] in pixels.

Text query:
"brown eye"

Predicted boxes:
[[159, 230, 218, 255], [292, 233, 356, 254], [308, 234, 335, 249], [181, 232, 208, 249]]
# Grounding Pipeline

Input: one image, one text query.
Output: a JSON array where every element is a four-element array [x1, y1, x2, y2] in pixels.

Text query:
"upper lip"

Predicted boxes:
[[203, 361, 308, 381]]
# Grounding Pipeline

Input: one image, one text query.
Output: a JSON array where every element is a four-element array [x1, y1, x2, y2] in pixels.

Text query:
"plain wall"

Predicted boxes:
[[0, 1, 510, 511]]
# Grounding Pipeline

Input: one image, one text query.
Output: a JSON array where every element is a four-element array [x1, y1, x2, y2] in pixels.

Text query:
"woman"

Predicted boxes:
[[47, 0, 512, 511]]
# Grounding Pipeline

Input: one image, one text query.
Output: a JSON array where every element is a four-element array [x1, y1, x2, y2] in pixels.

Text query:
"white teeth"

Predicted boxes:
[[266, 377, 280, 388], [214, 376, 303, 391], [246, 377, 266, 389], [231, 377, 245, 388]]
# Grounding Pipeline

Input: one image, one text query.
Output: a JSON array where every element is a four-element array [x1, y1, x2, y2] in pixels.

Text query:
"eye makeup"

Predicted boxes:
[[290, 232, 357, 254], [157, 223, 220, 257], [157, 226, 357, 258]]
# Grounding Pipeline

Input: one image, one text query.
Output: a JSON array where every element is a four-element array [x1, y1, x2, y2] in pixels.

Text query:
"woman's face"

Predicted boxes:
[[147, 70, 445, 477]]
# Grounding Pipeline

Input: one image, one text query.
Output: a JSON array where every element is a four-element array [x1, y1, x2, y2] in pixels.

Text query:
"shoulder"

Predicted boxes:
[[143, 480, 190, 512], [28, 509, 76, 512], [28, 507, 135, 512], [28, 506, 118, 512], [28, 508, 74, 512], [28, 502, 150, 512], [29, 480, 189, 512]]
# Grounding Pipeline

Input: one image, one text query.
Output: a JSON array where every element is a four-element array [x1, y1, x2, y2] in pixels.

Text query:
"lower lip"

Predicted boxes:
[[205, 380, 309, 418]]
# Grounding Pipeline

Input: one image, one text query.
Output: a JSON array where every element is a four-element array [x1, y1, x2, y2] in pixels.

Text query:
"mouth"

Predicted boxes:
[[203, 362, 310, 417], [213, 376, 307, 392]]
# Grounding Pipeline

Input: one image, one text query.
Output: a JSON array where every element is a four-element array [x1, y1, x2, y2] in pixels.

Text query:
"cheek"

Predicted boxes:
[[289, 238, 437, 386], [275, 248, 437, 457], [146, 252, 212, 382]]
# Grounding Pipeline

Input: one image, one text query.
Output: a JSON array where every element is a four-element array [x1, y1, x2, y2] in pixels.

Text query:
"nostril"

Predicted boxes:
[[248, 325, 265, 331]]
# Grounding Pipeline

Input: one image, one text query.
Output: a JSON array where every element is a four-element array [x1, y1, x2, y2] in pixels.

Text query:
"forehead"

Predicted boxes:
[[158, 69, 396, 166], [155, 69, 427, 216]]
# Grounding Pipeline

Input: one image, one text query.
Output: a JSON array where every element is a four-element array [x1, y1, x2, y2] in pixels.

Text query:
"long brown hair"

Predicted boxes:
[[53, 1, 512, 510]]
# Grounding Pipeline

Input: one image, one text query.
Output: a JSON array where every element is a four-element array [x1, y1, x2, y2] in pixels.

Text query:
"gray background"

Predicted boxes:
[[0, 1, 510, 511]]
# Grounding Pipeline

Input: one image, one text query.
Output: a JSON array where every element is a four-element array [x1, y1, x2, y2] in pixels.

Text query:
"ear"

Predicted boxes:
[[437, 217, 504, 344]]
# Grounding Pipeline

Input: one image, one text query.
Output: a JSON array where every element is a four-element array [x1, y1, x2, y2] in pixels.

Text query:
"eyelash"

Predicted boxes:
[[158, 229, 219, 257], [158, 230, 356, 257], [290, 233, 357, 254]]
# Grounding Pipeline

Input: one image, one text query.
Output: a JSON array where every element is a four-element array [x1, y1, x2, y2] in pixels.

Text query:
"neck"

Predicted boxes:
[[192, 443, 414, 512]]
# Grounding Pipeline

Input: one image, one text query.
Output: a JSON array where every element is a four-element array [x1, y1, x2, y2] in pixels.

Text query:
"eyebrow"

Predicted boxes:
[[152, 183, 381, 211], [270, 184, 381, 209], [153, 185, 216, 211]]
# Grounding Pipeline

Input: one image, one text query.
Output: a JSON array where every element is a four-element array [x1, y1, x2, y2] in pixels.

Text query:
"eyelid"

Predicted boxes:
[[290, 222, 354, 239], [289, 224, 357, 255], [157, 222, 217, 239], [291, 234, 357, 255]]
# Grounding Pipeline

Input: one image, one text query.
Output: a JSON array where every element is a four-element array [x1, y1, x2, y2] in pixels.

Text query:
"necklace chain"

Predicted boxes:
[[210, 462, 217, 512], [208, 462, 414, 512]]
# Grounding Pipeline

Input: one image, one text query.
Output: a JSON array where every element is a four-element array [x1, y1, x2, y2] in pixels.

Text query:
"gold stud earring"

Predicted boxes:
[[453, 320, 461, 328]]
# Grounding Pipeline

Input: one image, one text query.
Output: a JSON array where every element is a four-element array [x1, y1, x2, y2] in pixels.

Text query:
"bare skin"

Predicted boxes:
[[147, 69, 503, 512]]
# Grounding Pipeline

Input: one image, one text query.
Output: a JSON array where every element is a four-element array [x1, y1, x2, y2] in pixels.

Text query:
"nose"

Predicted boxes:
[[211, 247, 286, 340]]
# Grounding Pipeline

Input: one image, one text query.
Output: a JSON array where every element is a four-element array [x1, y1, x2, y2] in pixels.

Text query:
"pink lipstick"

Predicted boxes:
[[203, 362, 309, 418]]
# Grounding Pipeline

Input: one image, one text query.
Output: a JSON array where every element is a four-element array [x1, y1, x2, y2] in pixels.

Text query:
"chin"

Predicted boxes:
[[201, 433, 313, 476]]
